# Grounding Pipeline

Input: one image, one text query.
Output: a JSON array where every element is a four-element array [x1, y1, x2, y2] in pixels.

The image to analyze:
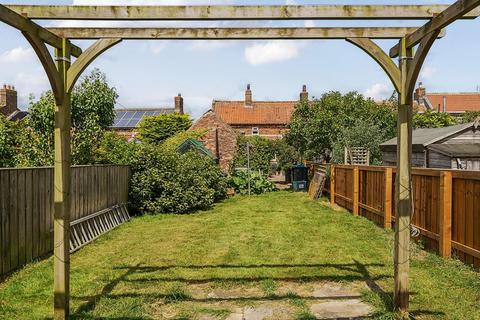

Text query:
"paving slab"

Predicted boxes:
[[310, 299, 372, 319]]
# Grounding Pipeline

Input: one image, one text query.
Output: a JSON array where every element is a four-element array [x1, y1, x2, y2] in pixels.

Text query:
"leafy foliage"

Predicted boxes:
[[129, 144, 227, 214], [161, 128, 208, 153], [94, 131, 140, 165], [229, 170, 277, 195], [0, 115, 20, 167], [25, 68, 118, 166], [461, 111, 480, 123], [231, 135, 275, 174], [413, 109, 457, 128], [271, 138, 301, 172], [286, 91, 397, 164], [138, 113, 192, 144]]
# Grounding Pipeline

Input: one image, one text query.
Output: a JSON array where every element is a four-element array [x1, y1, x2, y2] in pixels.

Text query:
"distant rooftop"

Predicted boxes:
[[110, 108, 175, 129]]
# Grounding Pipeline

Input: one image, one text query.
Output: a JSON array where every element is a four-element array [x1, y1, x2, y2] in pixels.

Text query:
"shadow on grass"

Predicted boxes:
[[72, 261, 443, 319]]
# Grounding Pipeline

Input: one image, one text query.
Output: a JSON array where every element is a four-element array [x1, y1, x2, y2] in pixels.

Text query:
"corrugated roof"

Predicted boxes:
[[426, 93, 480, 113], [381, 121, 475, 147], [212, 100, 297, 125]]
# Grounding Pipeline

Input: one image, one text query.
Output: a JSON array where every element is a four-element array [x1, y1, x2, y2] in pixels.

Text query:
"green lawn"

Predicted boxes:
[[1, 191, 479, 319]]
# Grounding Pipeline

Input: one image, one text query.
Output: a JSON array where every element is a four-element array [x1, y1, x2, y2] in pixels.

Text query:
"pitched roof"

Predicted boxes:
[[111, 108, 175, 129], [212, 100, 297, 125], [426, 93, 480, 113], [381, 121, 476, 147]]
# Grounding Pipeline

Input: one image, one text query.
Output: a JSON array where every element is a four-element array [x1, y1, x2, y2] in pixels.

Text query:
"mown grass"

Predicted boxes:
[[0, 191, 479, 319]]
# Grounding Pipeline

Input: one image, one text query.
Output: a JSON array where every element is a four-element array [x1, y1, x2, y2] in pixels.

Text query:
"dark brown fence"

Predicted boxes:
[[330, 164, 480, 269], [0, 165, 130, 277]]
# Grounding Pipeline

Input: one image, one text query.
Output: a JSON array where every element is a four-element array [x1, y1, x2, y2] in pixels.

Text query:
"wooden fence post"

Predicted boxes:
[[439, 171, 452, 258], [330, 165, 335, 207], [384, 167, 393, 229], [352, 166, 359, 216]]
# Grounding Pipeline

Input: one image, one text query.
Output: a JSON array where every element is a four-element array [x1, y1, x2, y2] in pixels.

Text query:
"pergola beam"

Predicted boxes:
[[6, 4, 480, 20], [0, 4, 82, 57], [47, 27, 445, 40], [390, 0, 480, 57]]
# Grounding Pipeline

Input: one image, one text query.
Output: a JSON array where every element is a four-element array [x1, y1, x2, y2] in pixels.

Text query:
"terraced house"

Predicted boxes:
[[212, 84, 309, 139]]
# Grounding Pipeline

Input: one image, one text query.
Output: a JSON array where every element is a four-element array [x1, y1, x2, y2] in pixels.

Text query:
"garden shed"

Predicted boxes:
[[381, 119, 480, 169]]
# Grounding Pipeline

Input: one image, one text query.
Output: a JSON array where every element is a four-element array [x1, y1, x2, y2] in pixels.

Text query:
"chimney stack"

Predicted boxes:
[[174, 93, 184, 114], [414, 82, 426, 103], [0, 84, 18, 117], [300, 84, 309, 101], [245, 84, 253, 107]]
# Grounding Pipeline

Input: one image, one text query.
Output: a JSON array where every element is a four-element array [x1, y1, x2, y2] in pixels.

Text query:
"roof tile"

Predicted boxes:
[[212, 100, 297, 125]]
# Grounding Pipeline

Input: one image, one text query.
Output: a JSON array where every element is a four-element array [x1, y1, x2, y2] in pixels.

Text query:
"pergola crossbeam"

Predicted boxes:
[[47, 27, 446, 40], [390, 0, 480, 57], [6, 4, 480, 20], [0, 4, 82, 57]]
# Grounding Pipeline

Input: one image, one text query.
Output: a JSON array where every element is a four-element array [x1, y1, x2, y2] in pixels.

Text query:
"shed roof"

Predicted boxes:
[[380, 121, 476, 147]]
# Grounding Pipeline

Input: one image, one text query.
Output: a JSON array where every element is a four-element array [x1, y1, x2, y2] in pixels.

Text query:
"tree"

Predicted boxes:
[[413, 109, 457, 128], [461, 111, 480, 123], [286, 91, 397, 164], [231, 135, 275, 174], [26, 68, 118, 165], [0, 115, 20, 167], [138, 113, 192, 144]]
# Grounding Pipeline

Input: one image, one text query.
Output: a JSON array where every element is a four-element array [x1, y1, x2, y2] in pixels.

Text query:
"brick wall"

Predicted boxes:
[[190, 110, 238, 173], [231, 125, 288, 139]]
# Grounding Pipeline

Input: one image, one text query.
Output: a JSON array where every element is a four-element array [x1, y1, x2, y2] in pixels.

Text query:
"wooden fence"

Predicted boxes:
[[330, 164, 480, 268], [0, 165, 130, 277]]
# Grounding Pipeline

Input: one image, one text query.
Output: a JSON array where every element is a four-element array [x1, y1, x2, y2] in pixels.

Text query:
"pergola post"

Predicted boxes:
[[394, 37, 414, 318], [53, 38, 72, 320]]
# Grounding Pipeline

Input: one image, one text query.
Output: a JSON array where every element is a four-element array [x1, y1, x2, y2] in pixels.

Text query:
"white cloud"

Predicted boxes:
[[285, 0, 298, 4], [150, 42, 167, 54], [245, 41, 305, 66], [364, 83, 391, 100], [420, 66, 436, 80], [0, 47, 35, 64], [304, 20, 315, 28]]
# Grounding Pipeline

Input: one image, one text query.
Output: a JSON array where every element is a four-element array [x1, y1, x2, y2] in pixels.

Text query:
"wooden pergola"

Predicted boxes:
[[1, 2, 479, 319]]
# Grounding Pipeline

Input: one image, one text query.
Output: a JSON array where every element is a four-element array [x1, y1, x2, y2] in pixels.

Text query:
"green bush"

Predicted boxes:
[[229, 170, 277, 195], [231, 135, 275, 175], [129, 144, 227, 214], [94, 131, 140, 165], [138, 113, 192, 144]]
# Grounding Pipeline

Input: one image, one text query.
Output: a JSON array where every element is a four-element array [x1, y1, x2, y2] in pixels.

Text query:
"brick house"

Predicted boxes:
[[0, 84, 28, 120], [110, 93, 184, 138], [189, 110, 237, 173], [414, 82, 480, 116], [212, 84, 308, 139]]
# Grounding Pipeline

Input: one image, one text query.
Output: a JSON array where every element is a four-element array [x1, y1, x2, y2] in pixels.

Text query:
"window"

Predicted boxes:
[[252, 127, 259, 135]]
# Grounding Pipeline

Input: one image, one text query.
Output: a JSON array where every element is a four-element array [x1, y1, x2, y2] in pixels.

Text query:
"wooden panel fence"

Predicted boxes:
[[0, 165, 130, 277], [330, 164, 480, 269]]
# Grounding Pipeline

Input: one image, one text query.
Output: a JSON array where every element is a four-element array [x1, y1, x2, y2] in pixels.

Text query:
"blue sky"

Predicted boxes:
[[1, 0, 479, 118]]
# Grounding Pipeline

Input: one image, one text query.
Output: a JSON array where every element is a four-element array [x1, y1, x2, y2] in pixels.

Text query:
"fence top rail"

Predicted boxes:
[[332, 164, 480, 179], [0, 164, 130, 171]]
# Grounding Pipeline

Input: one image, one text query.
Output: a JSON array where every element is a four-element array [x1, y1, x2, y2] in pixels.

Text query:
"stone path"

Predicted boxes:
[[152, 281, 374, 319]]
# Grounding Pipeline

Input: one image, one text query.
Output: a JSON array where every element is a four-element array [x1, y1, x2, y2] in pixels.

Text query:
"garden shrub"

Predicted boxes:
[[231, 135, 275, 175], [229, 170, 277, 195], [129, 144, 227, 214], [137, 113, 192, 144]]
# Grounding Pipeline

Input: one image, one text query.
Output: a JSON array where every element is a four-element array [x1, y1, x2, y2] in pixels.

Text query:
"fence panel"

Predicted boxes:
[[330, 164, 480, 269], [451, 172, 480, 268], [334, 166, 354, 211], [358, 167, 385, 226], [0, 165, 130, 278]]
